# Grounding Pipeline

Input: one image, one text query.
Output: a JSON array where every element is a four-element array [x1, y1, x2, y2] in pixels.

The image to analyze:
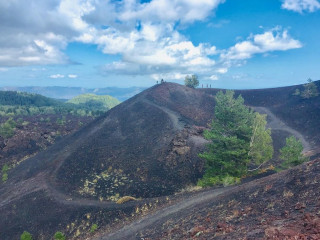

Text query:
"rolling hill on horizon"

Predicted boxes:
[[0, 86, 146, 102], [67, 93, 120, 112], [0, 81, 320, 239]]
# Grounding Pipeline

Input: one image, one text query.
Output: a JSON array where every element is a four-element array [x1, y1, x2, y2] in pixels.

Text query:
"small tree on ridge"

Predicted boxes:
[[301, 78, 319, 99], [184, 75, 199, 88]]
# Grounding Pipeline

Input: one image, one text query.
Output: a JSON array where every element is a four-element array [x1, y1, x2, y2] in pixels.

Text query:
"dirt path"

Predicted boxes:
[[253, 107, 311, 153], [93, 186, 235, 240], [143, 99, 186, 131]]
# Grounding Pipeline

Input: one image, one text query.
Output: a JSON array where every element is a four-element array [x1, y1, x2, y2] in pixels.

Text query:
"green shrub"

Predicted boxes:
[[0, 118, 16, 139], [197, 175, 221, 187], [54, 231, 65, 240], [280, 136, 308, 168], [2, 164, 9, 182], [293, 89, 300, 96], [90, 224, 98, 233], [301, 78, 319, 99], [22, 121, 29, 126], [20, 231, 33, 240], [56, 117, 66, 126], [221, 175, 240, 187], [1, 164, 9, 173], [2, 173, 8, 182], [197, 175, 240, 187]]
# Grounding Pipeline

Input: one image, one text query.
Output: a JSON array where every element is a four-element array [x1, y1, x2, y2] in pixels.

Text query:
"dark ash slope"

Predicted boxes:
[[1, 81, 319, 240]]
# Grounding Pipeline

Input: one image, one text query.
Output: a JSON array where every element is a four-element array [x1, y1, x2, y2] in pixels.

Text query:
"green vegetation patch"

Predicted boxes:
[[20, 231, 33, 240], [0, 90, 110, 117], [68, 93, 120, 111], [293, 78, 319, 99], [280, 136, 308, 168], [90, 224, 98, 233], [54, 231, 66, 240], [1, 164, 9, 182], [0, 118, 16, 139], [78, 167, 133, 201]]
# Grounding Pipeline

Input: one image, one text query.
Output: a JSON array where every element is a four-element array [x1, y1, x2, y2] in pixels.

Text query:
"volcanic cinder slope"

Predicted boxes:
[[53, 83, 216, 199], [0, 81, 319, 240], [0, 83, 216, 239]]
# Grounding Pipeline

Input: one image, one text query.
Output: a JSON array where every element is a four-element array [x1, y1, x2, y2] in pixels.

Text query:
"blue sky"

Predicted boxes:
[[0, 0, 319, 89]]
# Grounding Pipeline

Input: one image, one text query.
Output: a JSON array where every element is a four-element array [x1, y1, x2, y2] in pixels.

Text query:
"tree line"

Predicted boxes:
[[0, 91, 120, 117]]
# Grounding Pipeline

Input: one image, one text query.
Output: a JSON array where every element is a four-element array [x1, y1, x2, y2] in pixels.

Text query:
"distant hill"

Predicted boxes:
[[0, 91, 61, 107], [67, 93, 120, 111], [0, 91, 111, 117], [0, 86, 146, 101]]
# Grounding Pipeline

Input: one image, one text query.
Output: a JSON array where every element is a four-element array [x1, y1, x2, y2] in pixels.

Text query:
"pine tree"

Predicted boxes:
[[199, 90, 255, 184]]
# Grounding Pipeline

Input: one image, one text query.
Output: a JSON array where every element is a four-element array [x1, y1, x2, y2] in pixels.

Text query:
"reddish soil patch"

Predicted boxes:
[[133, 159, 320, 240]]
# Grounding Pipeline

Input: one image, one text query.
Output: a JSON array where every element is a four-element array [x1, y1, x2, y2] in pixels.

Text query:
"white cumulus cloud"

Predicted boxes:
[[50, 74, 65, 79], [281, 0, 320, 13], [221, 28, 302, 61], [208, 75, 219, 80], [0, 0, 224, 69], [68, 74, 78, 78]]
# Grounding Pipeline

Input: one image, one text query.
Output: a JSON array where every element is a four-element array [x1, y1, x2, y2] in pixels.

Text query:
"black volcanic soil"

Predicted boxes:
[[0, 82, 319, 240], [54, 84, 216, 200], [0, 83, 216, 239], [0, 114, 94, 169]]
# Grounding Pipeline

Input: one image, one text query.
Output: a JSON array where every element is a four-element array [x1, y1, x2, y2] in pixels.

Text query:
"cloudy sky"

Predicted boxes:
[[0, 0, 319, 88]]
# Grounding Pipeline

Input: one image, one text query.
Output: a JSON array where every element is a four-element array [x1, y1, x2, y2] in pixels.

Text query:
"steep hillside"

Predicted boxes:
[[55, 84, 215, 200], [0, 82, 319, 240]]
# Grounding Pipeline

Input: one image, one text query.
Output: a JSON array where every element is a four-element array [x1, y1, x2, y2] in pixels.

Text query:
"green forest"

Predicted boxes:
[[0, 91, 120, 117], [67, 93, 120, 111]]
